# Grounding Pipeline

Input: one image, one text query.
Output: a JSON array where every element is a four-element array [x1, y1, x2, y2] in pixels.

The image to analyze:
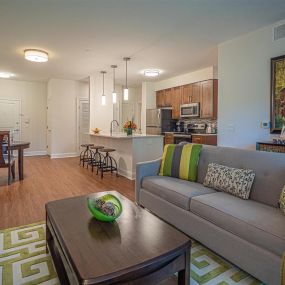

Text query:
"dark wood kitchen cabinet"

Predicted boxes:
[[164, 133, 174, 145], [200, 80, 218, 119], [191, 82, 201, 103], [182, 84, 193, 104], [191, 134, 217, 146], [156, 79, 218, 119], [156, 90, 165, 107], [164, 88, 173, 106], [171, 86, 182, 119]]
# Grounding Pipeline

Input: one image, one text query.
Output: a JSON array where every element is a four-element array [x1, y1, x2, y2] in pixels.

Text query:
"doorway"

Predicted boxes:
[[0, 99, 21, 140], [77, 98, 90, 154]]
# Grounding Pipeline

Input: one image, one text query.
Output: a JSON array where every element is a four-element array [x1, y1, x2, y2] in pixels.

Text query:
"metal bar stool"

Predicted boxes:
[[97, 148, 118, 178], [79, 144, 94, 167], [89, 145, 104, 172]]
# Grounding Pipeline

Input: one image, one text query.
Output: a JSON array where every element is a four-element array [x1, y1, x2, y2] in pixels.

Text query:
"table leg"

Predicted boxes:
[[18, 147, 24, 180], [178, 251, 190, 285]]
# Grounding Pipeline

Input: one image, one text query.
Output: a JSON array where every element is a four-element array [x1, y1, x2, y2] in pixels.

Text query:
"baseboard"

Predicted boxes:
[[118, 168, 135, 180], [50, 152, 79, 159], [23, 151, 48, 157]]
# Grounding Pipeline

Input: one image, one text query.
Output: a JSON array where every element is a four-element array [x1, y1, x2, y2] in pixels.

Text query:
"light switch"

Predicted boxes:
[[260, 121, 270, 129]]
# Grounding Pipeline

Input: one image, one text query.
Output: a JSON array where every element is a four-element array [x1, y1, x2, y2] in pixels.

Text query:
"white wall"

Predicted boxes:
[[218, 20, 285, 149], [121, 86, 142, 130], [89, 73, 114, 133], [0, 78, 47, 155], [141, 82, 156, 133], [47, 79, 88, 158]]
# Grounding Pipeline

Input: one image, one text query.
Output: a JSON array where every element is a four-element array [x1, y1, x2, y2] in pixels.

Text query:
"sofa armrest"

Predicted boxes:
[[135, 158, 162, 204]]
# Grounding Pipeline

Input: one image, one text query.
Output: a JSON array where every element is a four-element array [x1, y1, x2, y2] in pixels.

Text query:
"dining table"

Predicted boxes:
[[9, 141, 30, 180]]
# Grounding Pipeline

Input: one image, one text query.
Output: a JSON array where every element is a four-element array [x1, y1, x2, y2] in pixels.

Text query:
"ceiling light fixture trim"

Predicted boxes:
[[144, 69, 160, 77], [0, 72, 14, 79], [24, 49, 49, 63]]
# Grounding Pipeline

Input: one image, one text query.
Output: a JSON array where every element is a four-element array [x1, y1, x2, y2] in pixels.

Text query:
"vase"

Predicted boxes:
[[127, 128, 133, 136]]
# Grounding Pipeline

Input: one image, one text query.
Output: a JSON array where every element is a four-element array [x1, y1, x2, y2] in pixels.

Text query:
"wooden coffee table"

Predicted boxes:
[[46, 191, 191, 285]]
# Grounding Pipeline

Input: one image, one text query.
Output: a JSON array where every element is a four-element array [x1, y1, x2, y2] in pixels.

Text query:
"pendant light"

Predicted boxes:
[[101, 71, 106, 106], [123, 57, 130, 101], [111, 65, 117, 104]]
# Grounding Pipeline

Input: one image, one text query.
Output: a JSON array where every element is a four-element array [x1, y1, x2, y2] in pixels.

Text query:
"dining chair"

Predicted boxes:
[[0, 131, 15, 184]]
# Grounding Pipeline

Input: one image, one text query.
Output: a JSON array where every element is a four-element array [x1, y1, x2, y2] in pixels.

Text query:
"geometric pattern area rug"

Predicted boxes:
[[0, 222, 263, 285]]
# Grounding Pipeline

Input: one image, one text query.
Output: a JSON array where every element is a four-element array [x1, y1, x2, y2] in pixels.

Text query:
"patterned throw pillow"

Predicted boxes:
[[279, 185, 285, 215], [159, 144, 202, 182], [203, 163, 255, 200]]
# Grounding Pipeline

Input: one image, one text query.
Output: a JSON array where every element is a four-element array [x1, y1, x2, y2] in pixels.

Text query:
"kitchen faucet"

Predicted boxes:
[[110, 120, 119, 135]]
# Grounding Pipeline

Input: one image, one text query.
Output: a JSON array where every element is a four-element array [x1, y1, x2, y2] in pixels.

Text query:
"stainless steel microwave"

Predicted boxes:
[[180, 103, 200, 117]]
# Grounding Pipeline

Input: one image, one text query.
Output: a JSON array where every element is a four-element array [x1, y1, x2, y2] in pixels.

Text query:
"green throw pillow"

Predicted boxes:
[[279, 185, 285, 215], [159, 143, 202, 182]]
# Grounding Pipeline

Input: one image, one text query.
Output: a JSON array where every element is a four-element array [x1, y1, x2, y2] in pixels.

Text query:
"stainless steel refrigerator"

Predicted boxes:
[[146, 108, 174, 135]]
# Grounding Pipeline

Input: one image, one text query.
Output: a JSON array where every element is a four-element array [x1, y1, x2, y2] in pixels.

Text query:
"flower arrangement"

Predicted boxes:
[[123, 120, 137, 135]]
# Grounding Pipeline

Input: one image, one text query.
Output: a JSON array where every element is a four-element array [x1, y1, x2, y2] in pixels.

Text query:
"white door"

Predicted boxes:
[[46, 96, 52, 155], [78, 99, 90, 152], [0, 99, 21, 140]]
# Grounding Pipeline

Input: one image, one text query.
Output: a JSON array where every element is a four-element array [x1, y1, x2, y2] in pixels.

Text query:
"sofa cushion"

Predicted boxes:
[[203, 163, 255, 199], [142, 176, 216, 211], [159, 144, 202, 182], [279, 185, 285, 215], [197, 145, 285, 207], [190, 192, 285, 256]]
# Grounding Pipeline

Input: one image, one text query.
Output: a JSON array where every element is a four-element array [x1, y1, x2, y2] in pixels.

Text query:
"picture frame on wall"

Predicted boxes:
[[271, 54, 285, 133]]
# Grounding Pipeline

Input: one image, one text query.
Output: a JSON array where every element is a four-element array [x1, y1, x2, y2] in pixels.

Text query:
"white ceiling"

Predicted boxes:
[[0, 0, 285, 86]]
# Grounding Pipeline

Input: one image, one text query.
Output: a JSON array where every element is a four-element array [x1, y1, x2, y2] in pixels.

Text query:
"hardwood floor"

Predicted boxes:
[[0, 156, 135, 229]]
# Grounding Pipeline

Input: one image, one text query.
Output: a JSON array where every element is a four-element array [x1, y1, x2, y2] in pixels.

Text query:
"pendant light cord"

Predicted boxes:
[[113, 67, 115, 92], [103, 72, 105, 95], [125, 59, 128, 88]]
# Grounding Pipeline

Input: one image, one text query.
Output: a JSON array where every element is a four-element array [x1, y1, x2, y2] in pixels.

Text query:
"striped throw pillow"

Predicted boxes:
[[159, 144, 202, 182]]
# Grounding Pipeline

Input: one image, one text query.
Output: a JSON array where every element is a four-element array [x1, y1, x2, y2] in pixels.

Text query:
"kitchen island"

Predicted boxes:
[[89, 133, 164, 180]]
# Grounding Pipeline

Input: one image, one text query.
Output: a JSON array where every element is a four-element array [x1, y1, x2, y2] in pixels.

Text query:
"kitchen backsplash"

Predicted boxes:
[[181, 118, 217, 129]]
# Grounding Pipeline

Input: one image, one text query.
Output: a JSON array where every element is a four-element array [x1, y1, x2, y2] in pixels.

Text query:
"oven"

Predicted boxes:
[[173, 134, 192, 144]]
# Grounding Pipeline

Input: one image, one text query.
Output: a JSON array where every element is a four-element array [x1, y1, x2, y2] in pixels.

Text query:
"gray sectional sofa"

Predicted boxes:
[[135, 145, 285, 285]]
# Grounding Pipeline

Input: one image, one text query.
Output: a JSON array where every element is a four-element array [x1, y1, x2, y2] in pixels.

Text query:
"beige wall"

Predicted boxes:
[[0, 78, 47, 155], [218, 20, 285, 149], [47, 79, 89, 158]]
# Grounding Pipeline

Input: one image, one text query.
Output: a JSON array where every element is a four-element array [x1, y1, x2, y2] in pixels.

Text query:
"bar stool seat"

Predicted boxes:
[[89, 146, 104, 172], [97, 149, 118, 178], [100, 148, 116, 153], [79, 143, 94, 167]]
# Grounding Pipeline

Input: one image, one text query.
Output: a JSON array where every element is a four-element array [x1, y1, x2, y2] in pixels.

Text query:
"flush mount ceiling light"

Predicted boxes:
[[111, 65, 117, 104], [101, 71, 107, 106], [123, 57, 130, 101], [0, 72, 14, 79], [144, 69, 160, 77], [24, 49, 49, 62]]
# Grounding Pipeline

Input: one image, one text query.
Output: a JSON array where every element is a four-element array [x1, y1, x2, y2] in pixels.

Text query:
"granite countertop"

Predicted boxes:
[[89, 132, 163, 139]]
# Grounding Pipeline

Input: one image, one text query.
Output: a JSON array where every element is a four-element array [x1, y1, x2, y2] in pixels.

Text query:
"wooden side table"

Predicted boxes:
[[256, 141, 285, 153]]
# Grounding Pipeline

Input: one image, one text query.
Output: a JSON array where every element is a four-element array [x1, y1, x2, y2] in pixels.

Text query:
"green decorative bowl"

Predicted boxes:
[[87, 194, 122, 222]]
